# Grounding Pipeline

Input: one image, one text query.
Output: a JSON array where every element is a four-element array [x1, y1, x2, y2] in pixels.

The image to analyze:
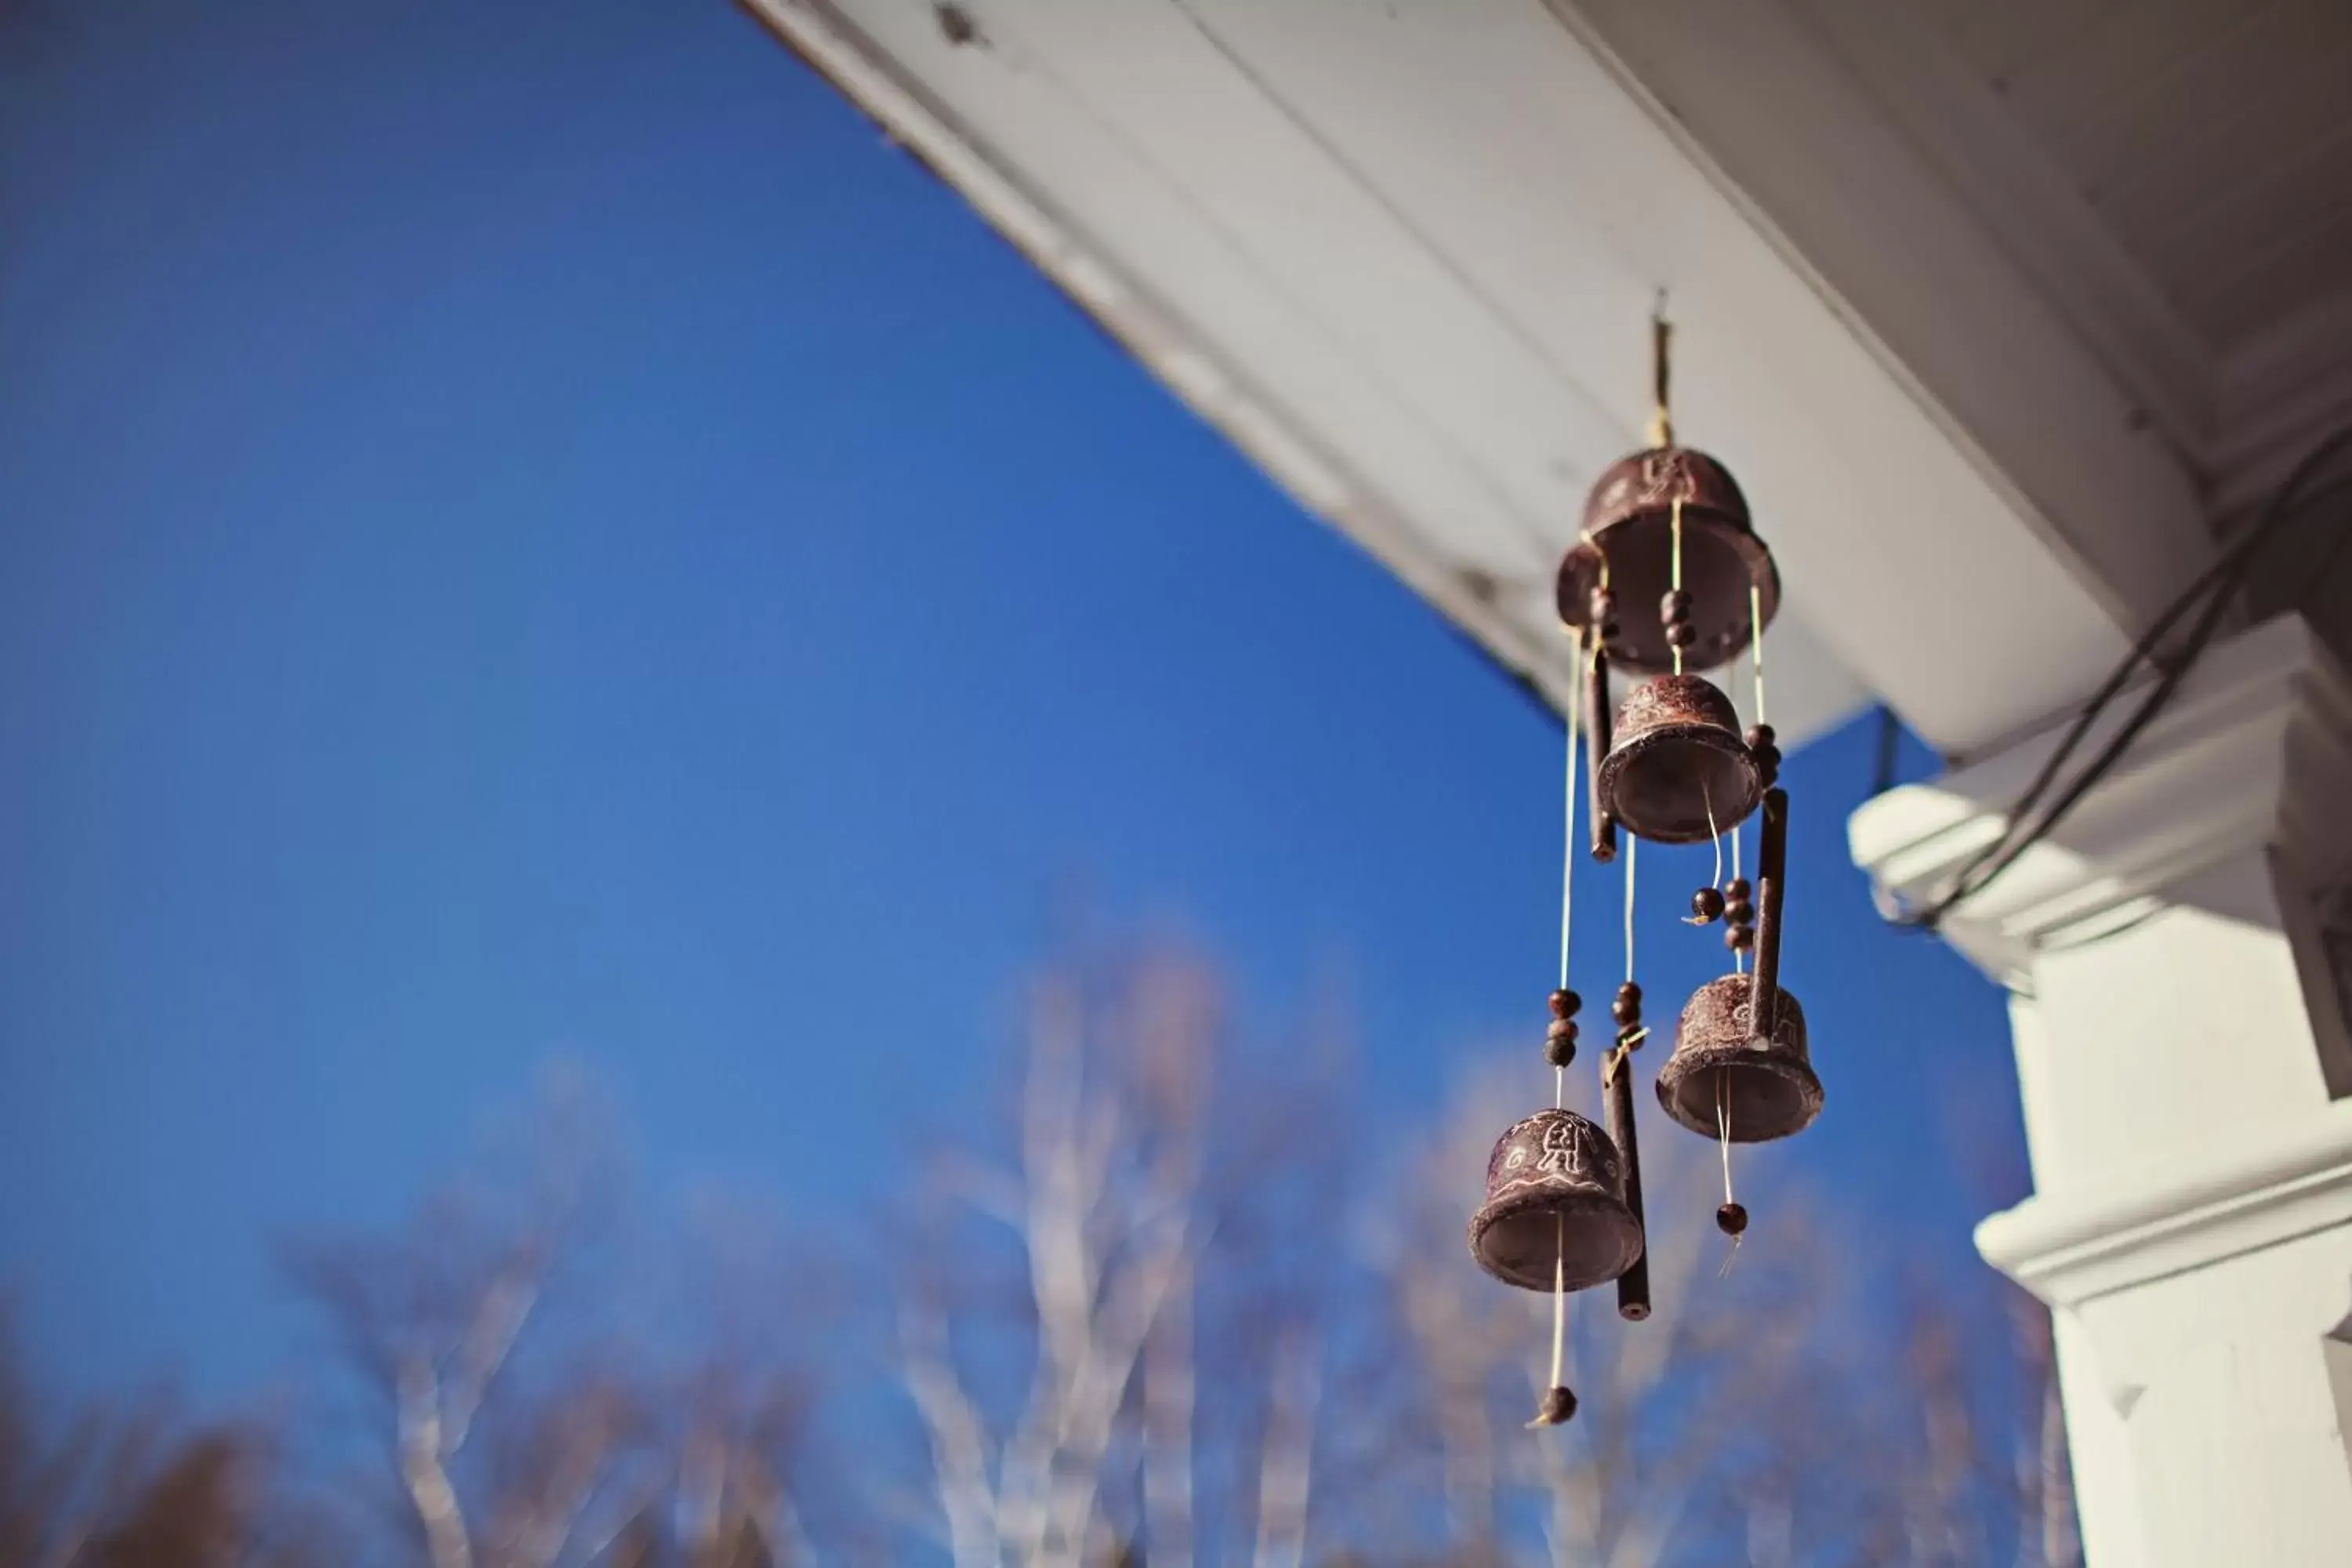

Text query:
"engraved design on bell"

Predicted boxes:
[[1555, 445, 1780, 674], [1594, 674, 1762, 844], [1654, 973, 1823, 1143], [1468, 1108, 1646, 1292]]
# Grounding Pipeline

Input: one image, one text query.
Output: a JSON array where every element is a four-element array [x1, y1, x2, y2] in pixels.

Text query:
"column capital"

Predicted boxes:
[[1975, 1099, 2352, 1308], [1848, 614, 2352, 990]]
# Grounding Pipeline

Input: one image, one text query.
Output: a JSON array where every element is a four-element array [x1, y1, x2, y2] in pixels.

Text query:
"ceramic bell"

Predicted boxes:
[[1595, 674, 1762, 844], [1653, 974, 1821, 1142], [1656, 788, 1822, 1141], [1468, 1108, 1645, 1291], [1555, 447, 1780, 674]]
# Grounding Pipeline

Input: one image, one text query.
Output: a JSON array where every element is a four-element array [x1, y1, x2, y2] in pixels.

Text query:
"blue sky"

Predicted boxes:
[[0, 0, 2020, 1408]]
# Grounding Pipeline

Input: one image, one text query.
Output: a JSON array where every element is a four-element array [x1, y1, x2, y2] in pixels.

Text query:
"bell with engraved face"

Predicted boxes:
[[1467, 1107, 1645, 1292]]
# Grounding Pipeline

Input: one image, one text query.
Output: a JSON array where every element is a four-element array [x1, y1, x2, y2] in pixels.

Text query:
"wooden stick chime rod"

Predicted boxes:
[[1586, 635, 1616, 863], [1603, 1046, 1650, 1321], [1748, 787, 1789, 1043]]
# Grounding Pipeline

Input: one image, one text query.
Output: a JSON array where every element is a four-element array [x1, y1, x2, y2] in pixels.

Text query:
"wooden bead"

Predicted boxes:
[[1726, 924, 1755, 953], [1549, 988, 1581, 1019], [1612, 982, 1642, 1023], [1660, 589, 1693, 621], [1726, 878, 1751, 902], [1665, 621, 1697, 649], [1717, 1202, 1748, 1236], [1744, 724, 1777, 751], [1545, 1020, 1577, 1067], [1724, 899, 1755, 927], [1534, 1385, 1577, 1426], [1690, 886, 1724, 923]]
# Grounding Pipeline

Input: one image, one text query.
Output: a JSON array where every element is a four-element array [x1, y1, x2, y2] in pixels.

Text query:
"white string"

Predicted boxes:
[[1731, 823, 1745, 975], [1622, 835, 1638, 985], [1686, 788, 1724, 926], [1715, 1073, 1733, 1200], [1670, 498, 1686, 677], [1557, 630, 1586, 1115], [1750, 582, 1767, 727], [1716, 1073, 1742, 1278], [1548, 1213, 1566, 1387], [1559, 633, 1584, 991]]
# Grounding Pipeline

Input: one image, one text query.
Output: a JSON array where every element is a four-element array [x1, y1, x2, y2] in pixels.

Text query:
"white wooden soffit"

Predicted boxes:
[[741, 0, 2216, 754]]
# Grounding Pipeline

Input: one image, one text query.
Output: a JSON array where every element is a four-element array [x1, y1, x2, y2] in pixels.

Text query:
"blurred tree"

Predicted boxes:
[[889, 946, 1341, 1568], [0, 1312, 303, 1567], [278, 1082, 828, 1568], [4, 956, 2074, 1567]]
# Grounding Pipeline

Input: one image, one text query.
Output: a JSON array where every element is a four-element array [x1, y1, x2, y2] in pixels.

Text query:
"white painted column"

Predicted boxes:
[[1853, 616, 2352, 1567]]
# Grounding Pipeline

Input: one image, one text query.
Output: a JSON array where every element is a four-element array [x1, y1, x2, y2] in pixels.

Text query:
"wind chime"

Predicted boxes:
[[1467, 309, 1825, 1427]]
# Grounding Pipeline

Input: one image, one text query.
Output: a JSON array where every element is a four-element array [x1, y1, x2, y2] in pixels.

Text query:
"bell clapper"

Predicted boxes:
[[1526, 1214, 1577, 1429], [1529, 1381, 1577, 1429], [1687, 786, 1726, 925], [1715, 1071, 1745, 1276]]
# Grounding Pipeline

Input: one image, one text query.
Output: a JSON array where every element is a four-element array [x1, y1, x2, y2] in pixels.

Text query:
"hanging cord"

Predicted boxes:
[[1529, 1214, 1576, 1427], [1670, 498, 1686, 677], [1716, 1080, 1733, 1203], [1557, 631, 1585, 1109], [1708, 791, 1723, 890], [1549, 1217, 1566, 1385], [1613, 837, 1646, 1050], [1715, 1073, 1744, 1275], [1534, 633, 1587, 1428], [1749, 582, 1767, 726], [1889, 420, 2352, 931], [1730, 825, 1745, 975], [1686, 787, 1724, 924], [1622, 836, 1638, 985], [1646, 307, 1673, 450]]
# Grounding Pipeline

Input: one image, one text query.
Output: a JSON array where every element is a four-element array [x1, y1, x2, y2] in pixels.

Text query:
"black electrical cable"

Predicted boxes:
[[1889, 420, 2352, 930]]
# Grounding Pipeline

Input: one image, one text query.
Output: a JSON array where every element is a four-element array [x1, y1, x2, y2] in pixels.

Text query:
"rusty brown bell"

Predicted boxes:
[[1555, 447, 1780, 674], [1468, 1108, 1646, 1292], [1656, 789, 1823, 1142], [1595, 673, 1762, 844]]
